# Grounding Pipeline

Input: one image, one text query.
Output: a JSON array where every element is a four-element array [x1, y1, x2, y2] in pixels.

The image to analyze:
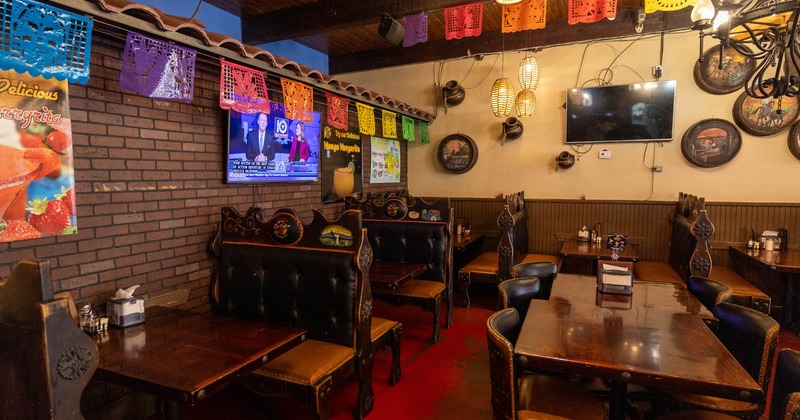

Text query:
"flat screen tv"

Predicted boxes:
[[226, 103, 320, 183], [565, 80, 676, 144]]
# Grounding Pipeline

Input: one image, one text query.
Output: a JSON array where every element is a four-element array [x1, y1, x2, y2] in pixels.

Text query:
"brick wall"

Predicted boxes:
[[0, 32, 408, 312]]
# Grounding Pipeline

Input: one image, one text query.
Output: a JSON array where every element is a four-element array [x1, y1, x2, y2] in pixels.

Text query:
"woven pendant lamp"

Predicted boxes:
[[518, 55, 540, 91], [515, 89, 536, 117], [491, 78, 515, 117]]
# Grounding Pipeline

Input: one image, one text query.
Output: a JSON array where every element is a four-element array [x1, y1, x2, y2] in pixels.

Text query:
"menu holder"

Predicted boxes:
[[596, 260, 634, 295], [595, 289, 633, 309]]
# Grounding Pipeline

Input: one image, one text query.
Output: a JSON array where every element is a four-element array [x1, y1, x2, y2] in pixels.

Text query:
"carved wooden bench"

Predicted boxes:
[[456, 192, 560, 308], [210, 207, 374, 420], [634, 193, 771, 314], [345, 194, 453, 344], [0, 259, 98, 419]]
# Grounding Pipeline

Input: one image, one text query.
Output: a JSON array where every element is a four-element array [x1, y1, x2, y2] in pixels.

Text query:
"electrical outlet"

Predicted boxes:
[[652, 166, 663, 173], [598, 148, 611, 159]]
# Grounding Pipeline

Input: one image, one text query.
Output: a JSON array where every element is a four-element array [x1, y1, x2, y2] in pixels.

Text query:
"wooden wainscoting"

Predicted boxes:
[[707, 202, 800, 267], [451, 197, 507, 253], [527, 200, 674, 261], [451, 197, 799, 267]]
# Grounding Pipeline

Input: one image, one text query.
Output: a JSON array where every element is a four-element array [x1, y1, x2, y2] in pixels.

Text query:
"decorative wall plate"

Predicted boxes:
[[437, 134, 478, 174], [693, 44, 755, 95], [382, 198, 408, 220], [732, 92, 800, 136], [268, 210, 303, 245], [788, 121, 800, 161], [681, 119, 742, 168]]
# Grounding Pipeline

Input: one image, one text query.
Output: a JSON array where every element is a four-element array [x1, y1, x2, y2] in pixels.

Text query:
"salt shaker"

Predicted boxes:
[[79, 304, 92, 332]]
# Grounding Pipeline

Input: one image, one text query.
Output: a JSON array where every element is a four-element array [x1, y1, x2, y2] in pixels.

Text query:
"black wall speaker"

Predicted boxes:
[[378, 14, 404, 46]]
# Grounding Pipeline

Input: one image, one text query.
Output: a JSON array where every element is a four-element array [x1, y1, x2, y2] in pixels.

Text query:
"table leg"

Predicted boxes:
[[608, 381, 627, 420], [787, 276, 797, 332], [159, 398, 180, 420]]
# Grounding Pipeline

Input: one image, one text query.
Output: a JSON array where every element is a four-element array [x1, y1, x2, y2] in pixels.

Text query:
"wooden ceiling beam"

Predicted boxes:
[[328, 8, 694, 74], [242, 0, 468, 44]]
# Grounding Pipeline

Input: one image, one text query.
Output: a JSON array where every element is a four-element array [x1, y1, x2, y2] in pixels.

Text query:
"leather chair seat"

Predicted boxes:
[[663, 392, 760, 415], [461, 251, 499, 274], [519, 253, 561, 267], [253, 340, 354, 385], [517, 411, 570, 420], [711, 267, 771, 313], [656, 410, 737, 420], [518, 374, 607, 420], [371, 317, 396, 338], [711, 267, 762, 293], [377, 279, 445, 299], [634, 261, 684, 284]]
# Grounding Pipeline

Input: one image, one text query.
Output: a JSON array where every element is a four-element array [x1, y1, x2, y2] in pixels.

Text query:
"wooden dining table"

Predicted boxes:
[[452, 232, 485, 273], [369, 260, 428, 289], [559, 237, 639, 275], [95, 306, 305, 419], [550, 273, 713, 319], [515, 284, 761, 420], [730, 246, 800, 330]]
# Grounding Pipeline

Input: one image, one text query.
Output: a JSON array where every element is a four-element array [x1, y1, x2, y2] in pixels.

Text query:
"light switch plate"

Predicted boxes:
[[599, 148, 611, 159]]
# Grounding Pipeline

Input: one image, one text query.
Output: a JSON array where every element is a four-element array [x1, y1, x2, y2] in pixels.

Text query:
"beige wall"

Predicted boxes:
[[343, 31, 800, 203]]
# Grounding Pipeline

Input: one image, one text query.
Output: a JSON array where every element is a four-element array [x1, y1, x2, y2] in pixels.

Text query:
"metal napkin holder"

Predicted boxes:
[[596, 261, 634, 295]]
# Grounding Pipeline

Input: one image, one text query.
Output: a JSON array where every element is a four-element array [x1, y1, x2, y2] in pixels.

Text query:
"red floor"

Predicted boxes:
[[139, 284, 800, 420]]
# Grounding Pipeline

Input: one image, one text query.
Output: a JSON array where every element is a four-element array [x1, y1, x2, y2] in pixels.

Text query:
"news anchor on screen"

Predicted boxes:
[[288, 121, 310, 162], [245, 112, 275, 162]]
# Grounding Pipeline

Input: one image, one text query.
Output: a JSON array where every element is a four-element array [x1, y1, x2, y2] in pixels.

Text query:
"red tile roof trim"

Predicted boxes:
[[83, 0, 435, 121]]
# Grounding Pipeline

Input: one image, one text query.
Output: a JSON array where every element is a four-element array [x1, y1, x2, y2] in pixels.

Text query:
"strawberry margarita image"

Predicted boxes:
[[0, 145, 60, 220]]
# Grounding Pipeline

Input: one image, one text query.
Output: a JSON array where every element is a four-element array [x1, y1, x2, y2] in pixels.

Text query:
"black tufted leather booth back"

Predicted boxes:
[[364, 221, 447, 284], [216, 243, 358, 347]]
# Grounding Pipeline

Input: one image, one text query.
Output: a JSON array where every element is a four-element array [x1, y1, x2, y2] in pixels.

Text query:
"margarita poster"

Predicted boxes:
[[320, 125, 363, 203], [0, 69, 77, 242], [370, 137, 400, 184]]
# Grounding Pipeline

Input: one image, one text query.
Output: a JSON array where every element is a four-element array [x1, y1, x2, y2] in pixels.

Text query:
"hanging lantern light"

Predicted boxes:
[[515, 89, 536, 117], [490, 78, 515, 117], [518, 55, 540, 91]]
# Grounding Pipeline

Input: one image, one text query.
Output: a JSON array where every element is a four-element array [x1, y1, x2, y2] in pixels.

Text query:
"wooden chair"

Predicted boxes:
[[497, 277, 541, 319], [371, 317, 402, 385], [487, 307, 607, 420], [0, 259, 98, 420], [656, 349, 800, 420], [656, 302, 779, 419], [686, 276, 733, 312], [511, 261, 558, 300]]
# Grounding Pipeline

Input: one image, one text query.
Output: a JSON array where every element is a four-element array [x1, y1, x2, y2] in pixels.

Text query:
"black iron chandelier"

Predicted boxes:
[[692, 0, 800, 99]]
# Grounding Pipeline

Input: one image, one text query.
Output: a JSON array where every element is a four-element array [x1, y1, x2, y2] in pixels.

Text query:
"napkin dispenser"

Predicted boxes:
[[596, 261, 633, 295], [107, 285, 145, 327]]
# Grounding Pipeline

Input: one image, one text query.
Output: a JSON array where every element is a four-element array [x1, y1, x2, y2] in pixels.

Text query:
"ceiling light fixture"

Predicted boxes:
[[518, 54, 540, 91], [495, 0, 523, 4], [491, 78, 515, 117], [692, 0, 800, 98], [515, 89, 536, 117], [491, 39, 515, 117]]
